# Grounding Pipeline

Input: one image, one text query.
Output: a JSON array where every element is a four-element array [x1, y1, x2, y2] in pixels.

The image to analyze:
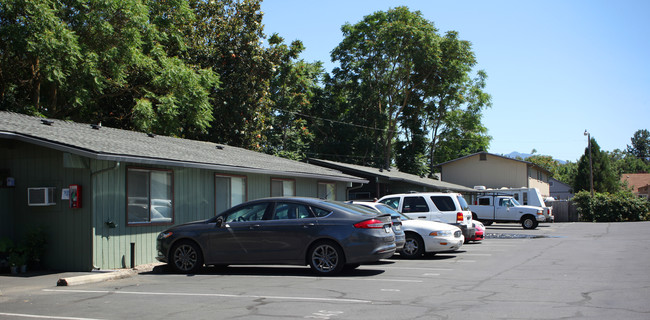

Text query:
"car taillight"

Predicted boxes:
[[456, 212, 464, 223], [354, 219, 385, 229]]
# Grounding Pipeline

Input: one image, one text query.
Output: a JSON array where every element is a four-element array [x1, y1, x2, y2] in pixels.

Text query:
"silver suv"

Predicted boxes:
[[378, 192, 475, 242]]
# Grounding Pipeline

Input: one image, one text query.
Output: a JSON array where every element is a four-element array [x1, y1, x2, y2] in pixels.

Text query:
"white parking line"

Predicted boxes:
[[241, 275, 422, 283], [379, 266, 452, 271], [0, 312, 103, 320], [43, 289, 372, 304]]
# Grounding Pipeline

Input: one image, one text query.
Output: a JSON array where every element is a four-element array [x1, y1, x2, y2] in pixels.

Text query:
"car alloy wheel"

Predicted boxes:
[[309, 241, 345, 275], [401, 234, 424, 259], [171, 241, 203, 274]]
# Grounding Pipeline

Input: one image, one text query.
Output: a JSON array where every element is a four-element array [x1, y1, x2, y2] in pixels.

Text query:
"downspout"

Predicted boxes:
[[346, 182, 363, 201]]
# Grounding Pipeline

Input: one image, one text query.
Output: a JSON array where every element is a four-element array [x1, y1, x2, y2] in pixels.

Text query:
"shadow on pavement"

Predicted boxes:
[[142, 263, 386, 277]]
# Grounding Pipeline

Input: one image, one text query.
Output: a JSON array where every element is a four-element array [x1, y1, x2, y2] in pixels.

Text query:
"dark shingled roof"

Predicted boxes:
[[307, 158, 477, 193], [0, 111, 366, 183]]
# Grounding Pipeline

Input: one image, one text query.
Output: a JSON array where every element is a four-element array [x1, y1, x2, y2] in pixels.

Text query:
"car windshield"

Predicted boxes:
[[510, 198, 521, 206]]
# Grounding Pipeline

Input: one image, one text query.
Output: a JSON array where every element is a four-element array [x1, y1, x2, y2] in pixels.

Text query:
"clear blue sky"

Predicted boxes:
[[260, 0, 650, 162]]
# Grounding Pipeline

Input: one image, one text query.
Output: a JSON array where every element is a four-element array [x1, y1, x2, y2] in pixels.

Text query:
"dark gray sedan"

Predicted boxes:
[[156, 197, 397, 275]]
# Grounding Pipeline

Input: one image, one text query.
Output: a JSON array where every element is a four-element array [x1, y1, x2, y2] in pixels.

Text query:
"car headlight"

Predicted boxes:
[[429, 230, 452, 237], [157, 231, 173, 240]]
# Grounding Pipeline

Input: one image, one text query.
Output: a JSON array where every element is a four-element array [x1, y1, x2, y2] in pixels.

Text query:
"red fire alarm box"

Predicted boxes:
[[70, 184, 81, 208]]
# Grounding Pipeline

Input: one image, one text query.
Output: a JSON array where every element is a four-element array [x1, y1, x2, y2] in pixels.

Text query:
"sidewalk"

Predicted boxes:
[[0, 263, 163, 296]]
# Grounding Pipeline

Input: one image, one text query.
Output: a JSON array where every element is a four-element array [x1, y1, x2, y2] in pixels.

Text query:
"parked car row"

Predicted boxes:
[[156, 193, 486, 276]]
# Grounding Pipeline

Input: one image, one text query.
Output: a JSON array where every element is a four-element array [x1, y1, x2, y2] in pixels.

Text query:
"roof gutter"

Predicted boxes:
[[0, 132, 368, 184]]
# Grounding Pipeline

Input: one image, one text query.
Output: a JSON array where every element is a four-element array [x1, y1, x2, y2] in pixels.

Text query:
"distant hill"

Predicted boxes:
[[503, 152, 567, 164]]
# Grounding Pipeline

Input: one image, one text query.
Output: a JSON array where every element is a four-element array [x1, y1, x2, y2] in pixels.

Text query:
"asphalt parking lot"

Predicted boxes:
[[1, 222, 650, 320]]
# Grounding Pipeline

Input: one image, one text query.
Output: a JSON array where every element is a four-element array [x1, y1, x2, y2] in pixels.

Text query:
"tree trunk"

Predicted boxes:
[[31, 58, 41, 110]]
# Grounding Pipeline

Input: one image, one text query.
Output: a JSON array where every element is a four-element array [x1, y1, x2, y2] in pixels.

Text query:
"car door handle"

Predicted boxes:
[[303, 223, 316, 228], [418, 216, 426, 219], [249, 224, 262, 229]]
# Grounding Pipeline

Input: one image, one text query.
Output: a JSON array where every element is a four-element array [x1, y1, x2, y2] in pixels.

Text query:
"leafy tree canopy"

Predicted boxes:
[[311, 7, 491, 174], [626, 129, 650, 163], [0, 0, 218, 137]]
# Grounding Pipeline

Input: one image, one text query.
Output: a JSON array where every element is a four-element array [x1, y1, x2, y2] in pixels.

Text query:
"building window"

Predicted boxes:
[[271, 178, 295, 197], [318, 182, 336, 200], [479, 153, 487, 161], [127, 168, 173, 225], [215, 174, 247, 214]]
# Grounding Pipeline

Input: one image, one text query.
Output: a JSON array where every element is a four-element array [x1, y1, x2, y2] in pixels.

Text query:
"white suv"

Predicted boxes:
[[377, 192, 475, 242]]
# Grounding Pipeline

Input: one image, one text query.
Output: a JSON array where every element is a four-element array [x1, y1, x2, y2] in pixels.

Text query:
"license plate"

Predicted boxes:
[[384, 225, 391, 233]]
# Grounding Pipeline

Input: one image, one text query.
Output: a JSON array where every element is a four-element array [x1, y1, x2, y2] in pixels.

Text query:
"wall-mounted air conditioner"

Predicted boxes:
[[28, 187, 56, 206]]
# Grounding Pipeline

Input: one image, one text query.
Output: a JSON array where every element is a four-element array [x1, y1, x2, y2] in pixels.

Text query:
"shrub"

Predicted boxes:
[[576, 190, 650, 222]]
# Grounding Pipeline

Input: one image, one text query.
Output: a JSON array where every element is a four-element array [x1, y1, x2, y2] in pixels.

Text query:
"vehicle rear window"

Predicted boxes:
[[403, 196, 429, 213], [319, 201, 377, 216], [456, 196, 470, 211], [430, 196, 456, 211]]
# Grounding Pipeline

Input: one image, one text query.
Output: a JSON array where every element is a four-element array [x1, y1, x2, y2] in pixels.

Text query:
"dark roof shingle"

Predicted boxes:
[[0, 111, 366, 183]]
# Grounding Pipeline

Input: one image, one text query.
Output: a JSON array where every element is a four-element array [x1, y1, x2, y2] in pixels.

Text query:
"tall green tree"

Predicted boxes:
[[627, 129, 650, 163], [328, 7, 442, 169], [315, 7, 491, 172], [424, 34, 492, 172], [186, 0, 280, 150], [574, 138, 619, 193], [0, 0, 218, 137], [264, 35, 321, 160]]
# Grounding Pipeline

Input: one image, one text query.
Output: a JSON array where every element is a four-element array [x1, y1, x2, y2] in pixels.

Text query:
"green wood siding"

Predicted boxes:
[[2, 140, 359, 271], [0, 143, 92, 271]]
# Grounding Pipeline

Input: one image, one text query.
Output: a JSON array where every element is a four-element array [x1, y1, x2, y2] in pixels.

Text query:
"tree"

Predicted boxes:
[[555, 161, 578, 186], [574, 138, 619, 193], [627, 129, 650, 163], [425, 34, 492, 173], [608, 148, 650, 176], [0, 0, 218, 137], [317, 7, 490, 171], [328, 7, 442, 169], [527, 155, 561, 178], [264, 35, 321, 160], [185, 0, 281, 150], [430, 105, 490, 166]]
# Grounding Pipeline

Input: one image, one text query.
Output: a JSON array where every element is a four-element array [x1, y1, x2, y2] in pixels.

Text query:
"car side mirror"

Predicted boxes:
[[215, 216, 224, 228]]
